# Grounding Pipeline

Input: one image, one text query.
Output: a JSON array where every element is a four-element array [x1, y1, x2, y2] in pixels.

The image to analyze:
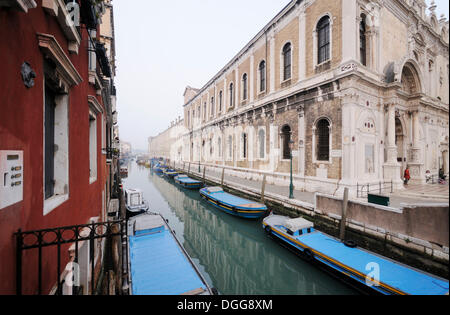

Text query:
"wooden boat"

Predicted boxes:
[[124, 189, 149, 219], [127, 213, 216, 295], [263, 214, 449, 295], [200, 186, 267, 219], [163, 168, 178, 178], [174, 174, 203, 190]]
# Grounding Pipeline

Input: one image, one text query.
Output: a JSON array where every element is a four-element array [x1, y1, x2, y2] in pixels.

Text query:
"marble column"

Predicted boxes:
[[383, 104, 402, 187], [409, 111, 425, 183]]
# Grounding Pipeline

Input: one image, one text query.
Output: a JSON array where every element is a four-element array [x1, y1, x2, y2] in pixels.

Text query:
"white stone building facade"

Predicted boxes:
[[160, 0, 448, 196]]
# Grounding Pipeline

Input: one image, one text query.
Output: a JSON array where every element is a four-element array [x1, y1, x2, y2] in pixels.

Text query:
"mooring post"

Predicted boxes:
[[261, 175, 267, 203], [340, 188, 349, 241], [203, 166, 206, 184], [221, 168, 225, 187]]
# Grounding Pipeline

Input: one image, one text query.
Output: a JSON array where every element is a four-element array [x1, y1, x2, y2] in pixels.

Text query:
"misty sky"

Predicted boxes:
[[113, 0, 449, 151]]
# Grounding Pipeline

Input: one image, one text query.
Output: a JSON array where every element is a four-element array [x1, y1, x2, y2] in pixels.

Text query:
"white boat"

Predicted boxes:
[[125, 189, 149, 219]]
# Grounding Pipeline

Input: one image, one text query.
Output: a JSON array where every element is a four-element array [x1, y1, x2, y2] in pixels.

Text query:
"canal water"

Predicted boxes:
[[122, 162, 358, 295]]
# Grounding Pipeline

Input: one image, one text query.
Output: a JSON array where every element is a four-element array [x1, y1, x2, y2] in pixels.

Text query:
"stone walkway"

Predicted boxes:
[[178, 164, 449, 209]]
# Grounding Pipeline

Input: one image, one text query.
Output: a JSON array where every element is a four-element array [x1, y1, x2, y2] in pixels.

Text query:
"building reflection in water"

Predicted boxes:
[[143, 170, 356, 295]]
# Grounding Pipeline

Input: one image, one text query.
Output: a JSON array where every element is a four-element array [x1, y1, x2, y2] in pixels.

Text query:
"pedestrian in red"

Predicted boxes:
[[404, 167, 411, 186]]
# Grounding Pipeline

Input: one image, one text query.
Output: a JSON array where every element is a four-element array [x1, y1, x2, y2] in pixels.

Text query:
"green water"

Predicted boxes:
[[122, 163, 358, 295]]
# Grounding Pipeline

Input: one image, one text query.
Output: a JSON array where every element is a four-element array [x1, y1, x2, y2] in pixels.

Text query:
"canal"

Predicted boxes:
[[122, 162, 358, 295]]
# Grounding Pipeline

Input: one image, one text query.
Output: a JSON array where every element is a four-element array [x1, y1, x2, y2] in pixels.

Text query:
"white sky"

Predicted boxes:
[[114, 0, 449, 151]]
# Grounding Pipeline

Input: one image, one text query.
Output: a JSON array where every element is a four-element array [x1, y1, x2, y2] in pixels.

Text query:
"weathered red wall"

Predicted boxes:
[[0, 2, 107, 294]]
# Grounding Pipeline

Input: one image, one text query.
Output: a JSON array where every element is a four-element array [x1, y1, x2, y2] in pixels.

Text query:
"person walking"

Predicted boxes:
[[404, 166, 411, 186]]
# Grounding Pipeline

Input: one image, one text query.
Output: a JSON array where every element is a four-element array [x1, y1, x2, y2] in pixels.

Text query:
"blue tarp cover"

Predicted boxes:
[[129, 229, 206, 295], [297, 231, 449, 295], [205, 190, 266, 209]]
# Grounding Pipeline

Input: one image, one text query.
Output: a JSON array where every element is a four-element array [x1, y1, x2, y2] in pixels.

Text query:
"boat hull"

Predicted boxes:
[[200, 188, 267, 219], [262, 216, 449, 295], [174, 177, 203, 190]]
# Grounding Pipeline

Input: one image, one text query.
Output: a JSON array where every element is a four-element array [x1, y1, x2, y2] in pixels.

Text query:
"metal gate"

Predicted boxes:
[[15, 219, 127, 295]]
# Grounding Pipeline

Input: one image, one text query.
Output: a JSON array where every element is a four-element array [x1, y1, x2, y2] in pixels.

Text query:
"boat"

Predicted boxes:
[[124, 189, 150, 219], [127, 213, 215, 295], [174, 174, 203, 190], [153, 163, 165, 174], [163, 168, 179, 178], [200, 186, 267, 219], [262, 214, 450, 295]]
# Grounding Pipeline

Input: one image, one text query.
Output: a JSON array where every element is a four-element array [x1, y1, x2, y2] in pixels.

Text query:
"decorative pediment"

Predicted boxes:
[[37, 33, 83, 89], [0, 0, 36, 12]]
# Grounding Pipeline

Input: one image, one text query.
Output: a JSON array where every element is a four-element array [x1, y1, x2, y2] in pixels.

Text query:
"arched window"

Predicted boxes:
[[228, 135, 233, 159], [229, 83, 234, 107], [282, 43, 292, 81], [258, 129, 265, 159], [242, 74, 248, 100], [219, 91, 223, 112], [316, 119, 330, 161], [360, 14, 367, 66], [242, 133, 248, 159], [259, 60, 266, 92], [281, 125, 292, 160], [317, 16, 330, 64]]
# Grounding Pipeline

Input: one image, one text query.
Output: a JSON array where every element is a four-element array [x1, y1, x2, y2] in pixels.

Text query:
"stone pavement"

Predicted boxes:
[[178, 164, 449, 209]]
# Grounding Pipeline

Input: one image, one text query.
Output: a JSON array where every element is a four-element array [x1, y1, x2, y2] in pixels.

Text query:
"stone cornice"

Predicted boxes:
[[37, 33, 83, 87], [88, 95, 104, 114]]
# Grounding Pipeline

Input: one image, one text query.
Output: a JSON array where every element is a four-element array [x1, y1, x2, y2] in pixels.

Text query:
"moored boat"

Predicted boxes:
[[163, 168, 178, 178], [200, 186, 267, 219], [125, 189, 150, 219], [127, 213, 215, 295], [174, 174, 203, 189], [263, 214, 449, 295]]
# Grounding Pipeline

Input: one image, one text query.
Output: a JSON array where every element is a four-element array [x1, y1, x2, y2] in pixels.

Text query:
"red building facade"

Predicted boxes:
[[0, 0, 118, 294]]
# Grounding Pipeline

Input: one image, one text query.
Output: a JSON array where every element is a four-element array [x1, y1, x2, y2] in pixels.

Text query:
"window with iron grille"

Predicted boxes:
[[229, 83, 234, 107], [282, 43, 292, 81], [281, 125, 291, 160], [316, 119, 330, 161], [242, 74, 248, 100], [259, 61, 266, 92], [317, 16, 330, 64], [360, 15, 367, 66], [258, 129, 265, 159], [242, 133, 247, 159]]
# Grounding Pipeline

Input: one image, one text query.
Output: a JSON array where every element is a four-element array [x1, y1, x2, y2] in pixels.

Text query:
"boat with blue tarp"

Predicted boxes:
[[163, 168, 179, 179], [174, 174, 203, 189], [263, 214, 449, 295], [127, 213, 215, 295], [200, 186, 267, 219]]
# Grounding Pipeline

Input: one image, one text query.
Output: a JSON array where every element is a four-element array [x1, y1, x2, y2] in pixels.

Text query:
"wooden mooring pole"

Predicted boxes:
[[261, 175, 267, 203], [221, 168, 225, 187], [202, 166, 206, 184], [340, 188, 349, 241]]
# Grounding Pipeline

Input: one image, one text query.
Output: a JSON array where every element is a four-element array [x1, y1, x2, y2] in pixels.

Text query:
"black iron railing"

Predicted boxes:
[[15, 219, 126, 295], [357, 180, 394, 198]]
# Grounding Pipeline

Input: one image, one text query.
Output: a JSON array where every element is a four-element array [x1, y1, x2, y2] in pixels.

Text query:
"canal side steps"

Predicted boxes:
[[173, 163, 449, 280]]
